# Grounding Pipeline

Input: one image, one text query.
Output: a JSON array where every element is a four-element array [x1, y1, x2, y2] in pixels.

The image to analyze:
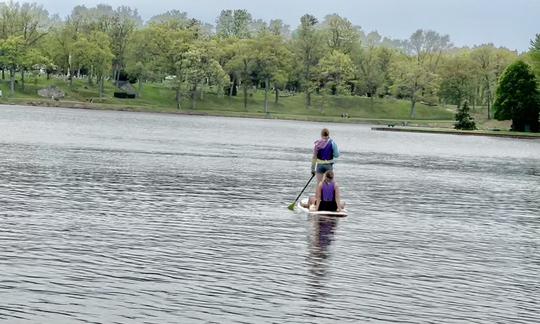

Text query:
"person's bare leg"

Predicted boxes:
[[308, 196, 316, 207], [316, 172, 323, 183]]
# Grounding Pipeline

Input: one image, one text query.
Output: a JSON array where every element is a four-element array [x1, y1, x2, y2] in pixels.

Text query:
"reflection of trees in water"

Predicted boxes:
[[305, 216, 338, 303]]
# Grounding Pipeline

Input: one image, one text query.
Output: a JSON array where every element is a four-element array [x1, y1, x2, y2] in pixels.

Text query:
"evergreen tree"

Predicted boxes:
[[530, 34, 540, 51], [454, 101, 476, 130], [493, 60, 540, 132]]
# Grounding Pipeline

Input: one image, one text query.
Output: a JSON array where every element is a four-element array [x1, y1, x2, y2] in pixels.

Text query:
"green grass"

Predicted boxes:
[[1, 74, 455, 124], [372, 126, 540, 138]]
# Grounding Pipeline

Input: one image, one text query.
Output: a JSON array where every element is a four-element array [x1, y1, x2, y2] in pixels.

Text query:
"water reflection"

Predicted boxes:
[[305, 216, 339, 302]]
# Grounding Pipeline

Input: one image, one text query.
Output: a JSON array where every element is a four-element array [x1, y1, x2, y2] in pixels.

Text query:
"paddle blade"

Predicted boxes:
[[287, 203, 296, 211]]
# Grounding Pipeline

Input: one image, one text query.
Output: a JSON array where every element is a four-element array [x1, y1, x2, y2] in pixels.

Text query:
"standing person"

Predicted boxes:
[[304, 128, 340, 208], [311, 128, 339, 183], [312, 171, 344, 212]]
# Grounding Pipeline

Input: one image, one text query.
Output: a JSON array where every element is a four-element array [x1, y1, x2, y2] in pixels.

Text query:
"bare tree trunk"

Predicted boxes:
[[99, 76, 104, 98], [112, 68, 118, 87], [305, 64, 311, 109], [410, 80, 418, 119], [176, 88, 181, 110], [137, 78, 142, 98], [243, 81, 248, 111], [21, 69, 25, 92], [486, 89, 492, 120], [229, 75, 235, 97], [2, 68, 4, 80], [191, 83, 197, 109], [115, 66, 121, 86], [88, 65, 93, 85], [9, 69, 15, 94], [410, 98, 417, 119], [275, 86, 279, 104], [200, 78, 205, 100], [264, 77, 269, 114]]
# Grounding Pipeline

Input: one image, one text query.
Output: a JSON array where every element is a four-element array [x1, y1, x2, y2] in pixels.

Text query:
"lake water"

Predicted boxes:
[[1, 105, 539, 323]]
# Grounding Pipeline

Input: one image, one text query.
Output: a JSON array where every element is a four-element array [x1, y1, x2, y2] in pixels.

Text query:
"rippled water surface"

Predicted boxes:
[[1, 105, 539, 323]]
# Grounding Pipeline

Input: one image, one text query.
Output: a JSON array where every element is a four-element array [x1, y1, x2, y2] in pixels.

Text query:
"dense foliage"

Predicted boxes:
[[0, 1, 533, 120], [493, 61, 539, 132]]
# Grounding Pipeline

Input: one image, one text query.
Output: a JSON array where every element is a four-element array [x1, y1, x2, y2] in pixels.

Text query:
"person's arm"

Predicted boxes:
[[335, 183, 342, 212], [332, 140, 340, 159], [311, 146, 318, 175], [314, 183, 322, 211]]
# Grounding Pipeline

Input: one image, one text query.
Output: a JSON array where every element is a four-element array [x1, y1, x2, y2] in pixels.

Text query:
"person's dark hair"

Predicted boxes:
[[321, 128, 330, 137], [324, 170, 334, 182]]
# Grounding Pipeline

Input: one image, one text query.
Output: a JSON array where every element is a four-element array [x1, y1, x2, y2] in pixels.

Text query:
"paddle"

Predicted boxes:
[[288, 174, 316, 210]]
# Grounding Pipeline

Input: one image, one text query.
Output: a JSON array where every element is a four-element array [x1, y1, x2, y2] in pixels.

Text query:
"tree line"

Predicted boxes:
[[0, 2, 539, 122]]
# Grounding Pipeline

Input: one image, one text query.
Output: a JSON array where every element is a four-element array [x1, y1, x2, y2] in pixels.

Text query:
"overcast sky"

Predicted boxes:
[[32, 0, 539, 52]]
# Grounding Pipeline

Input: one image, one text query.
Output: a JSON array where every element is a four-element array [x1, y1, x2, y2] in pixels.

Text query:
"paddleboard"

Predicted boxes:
[[297, 198, 348, 217]]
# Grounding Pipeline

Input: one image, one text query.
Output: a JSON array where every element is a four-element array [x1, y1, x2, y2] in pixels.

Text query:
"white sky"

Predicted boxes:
[[31, 0, 539, 52]]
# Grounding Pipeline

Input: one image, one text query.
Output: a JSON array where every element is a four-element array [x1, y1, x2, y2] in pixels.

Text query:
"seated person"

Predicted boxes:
[[311, 171, 344, 212]]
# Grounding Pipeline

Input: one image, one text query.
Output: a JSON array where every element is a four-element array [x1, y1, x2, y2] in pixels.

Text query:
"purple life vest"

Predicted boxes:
[[317, 140, 333, 161], [321, 182, 335, 202]]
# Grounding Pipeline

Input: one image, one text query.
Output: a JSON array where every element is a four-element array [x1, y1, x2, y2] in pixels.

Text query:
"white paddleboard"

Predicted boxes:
[[297, 198, 348, 217]]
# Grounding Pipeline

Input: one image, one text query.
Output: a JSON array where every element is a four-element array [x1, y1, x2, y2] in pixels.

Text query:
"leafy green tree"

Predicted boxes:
[[293, 14, 325, 108], [529, 34, 540, 78], [125, 29, 156, 97], [0, 2, 52, 85], [182, 41, 228, 109], [216, 9, 252, 39], [20, 47, 49, 91], [250, 35, 293, 113], [147, 10, 189, 26], [471, 45, 517, 119], [0, 36, 25, 94], [320, 14, 361, 54], [0, 2, 51, 44], [39, 23, 76, 81], [439, 52, 478, 107], [454, 101, 476, 130], [268, 19, 290, 38], [353, 33, 387, 105], [391, 53, 431, 118], [318, 50, 355, 95], [145, 22, 198, 109], [225, 39, 256, 110], [214, 38, 240, 97], [108, 6, 142, 85], [494, 60, 539, 132], [72, 31, 114, 97], [391, 29, 452, 117]]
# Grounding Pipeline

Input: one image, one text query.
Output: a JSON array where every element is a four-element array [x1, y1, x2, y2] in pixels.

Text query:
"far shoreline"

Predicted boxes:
[[2, 99, 538, 140], [0, 99, 452, 126], [371, 126, 540, 140]]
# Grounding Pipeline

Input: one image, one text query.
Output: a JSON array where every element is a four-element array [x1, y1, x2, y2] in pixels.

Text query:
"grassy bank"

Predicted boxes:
[[0, 76, 457, 125], [372, 126, 540, 139]]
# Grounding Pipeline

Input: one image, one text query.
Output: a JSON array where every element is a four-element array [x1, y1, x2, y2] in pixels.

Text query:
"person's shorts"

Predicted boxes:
[[319, 200, 338, 211], [316, 163, 333, 174]]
